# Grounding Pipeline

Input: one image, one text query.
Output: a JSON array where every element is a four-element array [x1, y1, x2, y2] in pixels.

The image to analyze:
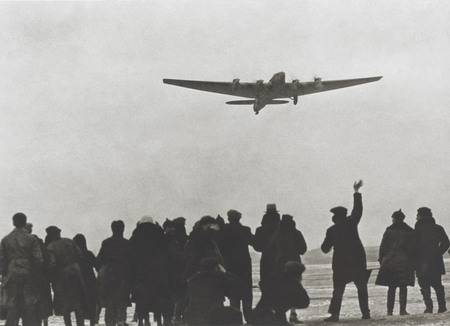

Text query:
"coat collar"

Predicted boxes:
[[387, 221, 414, 232], [415, 217, 436, 228]]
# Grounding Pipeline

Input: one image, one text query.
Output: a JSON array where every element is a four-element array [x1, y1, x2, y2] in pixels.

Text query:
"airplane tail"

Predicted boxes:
[[226, 100, 289, 105]]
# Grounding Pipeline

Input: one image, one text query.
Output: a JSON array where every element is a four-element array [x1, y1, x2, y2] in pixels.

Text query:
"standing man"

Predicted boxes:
[[0, 213, 43, 326], [321, 180, 370, 322], [215, 209, 254, 323], [97, 220, 134, 326], [414, 207, 449, 313]]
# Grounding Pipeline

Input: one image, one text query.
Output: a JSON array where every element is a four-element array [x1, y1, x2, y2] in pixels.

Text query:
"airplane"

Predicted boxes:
[[163, 72, 382, 114]]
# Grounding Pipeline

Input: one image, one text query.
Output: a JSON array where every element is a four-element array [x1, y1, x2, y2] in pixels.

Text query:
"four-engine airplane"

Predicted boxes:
[[163, 72, 382, 114]]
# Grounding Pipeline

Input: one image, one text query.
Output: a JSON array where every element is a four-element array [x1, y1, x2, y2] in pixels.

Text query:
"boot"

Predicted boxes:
[[435, 285, 447, 313], [324, 314, 339, 322], [289, 310, 303, 323], [361, 313, 371, 320], [387, 287, 395, 316], [421, 288, 433, 313], [399, 286, 409, 315]]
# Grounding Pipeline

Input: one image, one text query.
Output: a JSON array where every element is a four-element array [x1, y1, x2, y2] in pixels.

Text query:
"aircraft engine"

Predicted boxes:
[[232, 78, 240, 92], [292, 79, 300, 105], [314, 77, 323, 88], [256, 79, 264, 90]]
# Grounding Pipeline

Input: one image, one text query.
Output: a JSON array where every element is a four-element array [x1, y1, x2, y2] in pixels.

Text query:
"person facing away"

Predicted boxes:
[[0, 213, 43, 326], [129, 216, 171, 326], [251, 261, 310, 325], [24, 223, 53, 326], [266, 214, 307, 323], [215, 209, 255, 323], [414, 207, 450, 313], [321, 180, 370, 322], [253, 204, 280, 283], [172, 217, 189, 250], [46, 226, 87, 326], [375, 209, 416, 316], [184, 257, 242, 326], [183, 216, 224, 282], [73, 234, 98, 326], [97, 220, 134, 326]]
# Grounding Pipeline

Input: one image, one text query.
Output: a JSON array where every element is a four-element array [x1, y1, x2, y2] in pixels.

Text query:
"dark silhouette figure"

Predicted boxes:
[[97, 220, 133, 326], [184, 257, 241, 325], [130, 216, 171, 326], [266, 214, 307, 322], [375, 209, 416, 315], [172, 217, 189, 250], [24, 223, 53, 326], [73, 234, 98, 326], [183, 216, 224, 282], [321, 180, 370, 322], [162, 219, 186, 325], [215, 210, 254, 323], [0, 213, 43, 326], [253, 204, 280, 283], [251, 261, 309, 325], [46, 226, 86, 326], [414, 207, 450, 313]]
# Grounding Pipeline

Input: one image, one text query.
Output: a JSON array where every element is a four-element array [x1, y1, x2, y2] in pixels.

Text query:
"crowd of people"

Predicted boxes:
[[1, 180, 450, 326]]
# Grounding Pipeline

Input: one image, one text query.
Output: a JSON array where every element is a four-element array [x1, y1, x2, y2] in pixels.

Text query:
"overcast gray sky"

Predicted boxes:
[[1, 0, 450, 252]]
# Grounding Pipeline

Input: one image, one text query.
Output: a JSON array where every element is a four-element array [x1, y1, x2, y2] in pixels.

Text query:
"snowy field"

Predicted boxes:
[[2, 259, 449, 325]]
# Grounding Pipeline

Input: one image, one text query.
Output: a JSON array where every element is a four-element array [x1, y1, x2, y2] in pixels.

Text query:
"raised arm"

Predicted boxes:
[[350, 180, 363, 224]]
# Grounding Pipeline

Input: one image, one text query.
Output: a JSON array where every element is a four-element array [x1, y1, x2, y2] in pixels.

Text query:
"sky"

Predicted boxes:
[[1, 0, 450, 253]]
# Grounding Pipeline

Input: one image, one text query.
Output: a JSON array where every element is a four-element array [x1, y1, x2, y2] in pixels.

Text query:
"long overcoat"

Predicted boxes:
[[215, 221, 254, 287], [0, 228, 43, 314], [253, 213, 279, 282], [414, 217, 450, 278], [321, 193, 367, 285], [164, 232, 185, 301], [183, 227, 224, 281], [77, 249, 98, 319], [185, 271, 241, 325], [96, 235, 133, 309], [266, 218, 307, 276], [129, 222, 171, 312], [47, 238, 86, 316], [375, 221, 416, 287], [35, 236, 53, 319]]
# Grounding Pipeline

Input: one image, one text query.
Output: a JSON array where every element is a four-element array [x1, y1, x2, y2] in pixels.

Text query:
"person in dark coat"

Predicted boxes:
[[183, 216, 224, 282], [130, 216, 171, 326], [97, 220, 133, 326], [24, 223, 53, 326], [215, 209, 254, 323], [321, 180, 370, 322], [414, 207, 450, 313], [185, 257, 241, 325], [251, 261, 310, 325], [46, 226, 86, 326], [172, 217, 189, 250], [162, 218, 186, 325], [375, 209, 416, 316], [73, 234, 98, 326], [0, 213, 43, 326], [266, 214, 307, 323], [253, 204, 280, 283]]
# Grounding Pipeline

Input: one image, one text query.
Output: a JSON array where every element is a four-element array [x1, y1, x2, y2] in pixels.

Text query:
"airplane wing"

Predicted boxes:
[[163, 79, 257, 98], [293, 76, 382, 96]]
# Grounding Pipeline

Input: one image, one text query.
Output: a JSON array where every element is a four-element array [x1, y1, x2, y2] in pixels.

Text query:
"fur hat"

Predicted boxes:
[[173, 217, 186, 225], [198, 215, 215, 226], [163, 218, 175, 230], [392, 209, 405, 220], [266, 203, 279, 212], [330, 206, 348, 216], [417, 207, 432, 218], [139, 216, 154, 225], [227, 210, 242, 222], [46, 225, 61, 236]]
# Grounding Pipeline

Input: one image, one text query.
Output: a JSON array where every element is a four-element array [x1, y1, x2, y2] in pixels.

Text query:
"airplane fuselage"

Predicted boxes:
[[253, 72, 287, 114]]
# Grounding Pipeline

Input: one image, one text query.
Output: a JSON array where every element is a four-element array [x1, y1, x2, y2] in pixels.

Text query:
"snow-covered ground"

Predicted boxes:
[[2, 259, 450, 325]]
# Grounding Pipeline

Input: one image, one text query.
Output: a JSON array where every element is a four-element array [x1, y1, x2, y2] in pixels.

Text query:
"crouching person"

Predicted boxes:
[[185, 257, 242, 325], [251, 261, 310, 325]]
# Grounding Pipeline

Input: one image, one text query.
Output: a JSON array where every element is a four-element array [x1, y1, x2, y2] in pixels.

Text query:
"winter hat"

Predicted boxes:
[[392, 209, 405, 221], [417, 207, 432, 219], [198, 215, 215, 226], [266, 203, 279, 213], [200, 257, 219, 271], [139, 215, 155, 225], [173, 217, 186, 225], [163, 218, 175, 230], [227, 210, 242, 222], [330, 206, 348, 216], [46, 225, 61, 236]]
